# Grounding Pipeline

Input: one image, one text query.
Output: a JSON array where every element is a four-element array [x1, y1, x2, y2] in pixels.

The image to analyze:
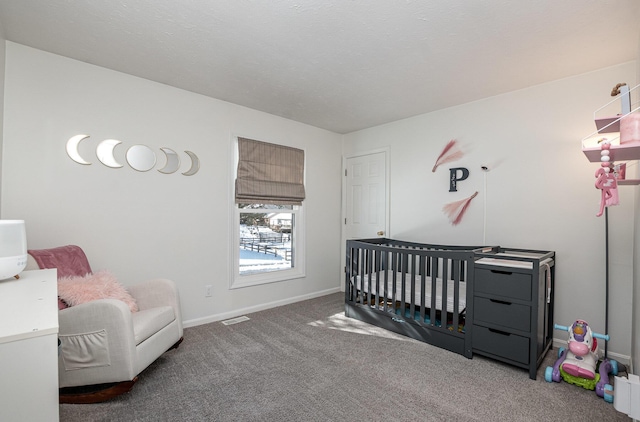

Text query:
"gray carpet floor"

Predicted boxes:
[[59, 293, 630, 421]]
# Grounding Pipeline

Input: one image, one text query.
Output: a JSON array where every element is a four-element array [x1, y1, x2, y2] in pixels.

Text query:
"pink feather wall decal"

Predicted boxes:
[[432, 139, 463, 172], [443, 191, 478, 225]]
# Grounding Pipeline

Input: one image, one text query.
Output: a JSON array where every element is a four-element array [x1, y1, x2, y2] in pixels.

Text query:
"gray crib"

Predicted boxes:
[[345, 238, 555, 379]]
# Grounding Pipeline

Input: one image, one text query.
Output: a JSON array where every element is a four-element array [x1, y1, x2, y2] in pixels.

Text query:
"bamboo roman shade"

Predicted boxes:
[[235, 137, 306, 205]]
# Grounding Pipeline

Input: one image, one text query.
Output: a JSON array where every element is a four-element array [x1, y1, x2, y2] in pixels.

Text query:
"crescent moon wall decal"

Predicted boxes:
[[158, 147, 181, 174], [96, 139, 124, 168], [66, 134, 92, 165], [182, 150, 200, 176]]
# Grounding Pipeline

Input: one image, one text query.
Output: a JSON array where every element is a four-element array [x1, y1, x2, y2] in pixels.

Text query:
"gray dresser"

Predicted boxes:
[[471, 249, 555, 380]]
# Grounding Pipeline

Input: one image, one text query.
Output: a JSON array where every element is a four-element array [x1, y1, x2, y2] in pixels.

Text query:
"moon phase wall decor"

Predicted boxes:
[[158, 148, 180, 174], [65, 135, 200, 176], [97, 139, 124, 168], [126, 144, 156, 172], [66, 134, 92, 165], [182, 150, 200, 176]]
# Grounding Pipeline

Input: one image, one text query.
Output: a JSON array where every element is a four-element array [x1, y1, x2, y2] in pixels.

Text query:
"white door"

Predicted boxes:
[[345, 151, 388, 239]]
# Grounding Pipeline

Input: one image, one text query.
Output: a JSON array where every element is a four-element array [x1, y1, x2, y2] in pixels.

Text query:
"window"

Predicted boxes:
[[238, 204, 299, 275], [231, 137, 305, 288]]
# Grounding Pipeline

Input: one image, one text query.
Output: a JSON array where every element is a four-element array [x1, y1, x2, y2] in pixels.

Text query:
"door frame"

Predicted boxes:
[[340, 147, 390, 291]]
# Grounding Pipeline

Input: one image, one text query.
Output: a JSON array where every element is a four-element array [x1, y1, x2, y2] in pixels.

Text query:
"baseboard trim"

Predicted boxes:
[[183, 287, 341, 328]]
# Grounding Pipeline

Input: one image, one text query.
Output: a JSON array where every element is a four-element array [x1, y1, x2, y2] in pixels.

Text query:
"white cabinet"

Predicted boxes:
[[0, 269, 59, 422]]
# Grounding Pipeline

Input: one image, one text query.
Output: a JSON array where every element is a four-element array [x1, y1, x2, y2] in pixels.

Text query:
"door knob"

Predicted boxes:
[[377, 231, 384, 236]]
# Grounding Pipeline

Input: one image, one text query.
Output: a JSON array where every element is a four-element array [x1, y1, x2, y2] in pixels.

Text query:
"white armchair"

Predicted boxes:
[[26, 245, 183, 403]]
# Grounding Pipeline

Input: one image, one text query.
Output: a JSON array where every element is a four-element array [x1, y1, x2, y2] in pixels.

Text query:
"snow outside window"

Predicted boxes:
[[232, 203, 305, 288]]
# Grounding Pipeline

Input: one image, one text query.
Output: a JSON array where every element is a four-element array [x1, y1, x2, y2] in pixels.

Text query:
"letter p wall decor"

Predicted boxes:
[[432, 139, 478, 225], [449, 167, 469, 192]]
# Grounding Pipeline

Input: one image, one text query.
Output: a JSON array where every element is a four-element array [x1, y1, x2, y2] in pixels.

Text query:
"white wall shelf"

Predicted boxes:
[[616, 179, 640, 186], [582, 142, 640, 163], [582, 83, 640, 186]]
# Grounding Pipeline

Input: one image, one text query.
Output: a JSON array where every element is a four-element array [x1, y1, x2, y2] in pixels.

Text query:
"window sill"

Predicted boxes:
[[230, 268, 306, 289]]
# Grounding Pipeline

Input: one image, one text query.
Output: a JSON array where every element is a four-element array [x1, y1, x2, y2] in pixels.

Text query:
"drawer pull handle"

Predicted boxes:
[[490, 299, 512, 306], [488, 328, 511, 336], [490, 269, 513, 275]]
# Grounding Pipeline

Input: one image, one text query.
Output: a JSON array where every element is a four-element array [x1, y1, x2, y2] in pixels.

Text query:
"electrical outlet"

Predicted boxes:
[[205, 285, 213, 297]]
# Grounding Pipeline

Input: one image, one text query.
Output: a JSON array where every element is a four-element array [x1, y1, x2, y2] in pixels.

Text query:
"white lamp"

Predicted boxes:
[[0, 220, 27, 280]]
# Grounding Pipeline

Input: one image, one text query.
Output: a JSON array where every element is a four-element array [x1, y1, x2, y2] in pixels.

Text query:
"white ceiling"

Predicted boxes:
[[0, 1, 639, 134]]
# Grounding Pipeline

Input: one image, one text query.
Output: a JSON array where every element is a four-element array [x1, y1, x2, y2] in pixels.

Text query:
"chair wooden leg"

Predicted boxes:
[[59, 377, 138, 404]]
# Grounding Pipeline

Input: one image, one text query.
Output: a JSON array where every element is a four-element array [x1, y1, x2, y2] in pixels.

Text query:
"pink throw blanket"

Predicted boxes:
[[28, 245, 93, 278]]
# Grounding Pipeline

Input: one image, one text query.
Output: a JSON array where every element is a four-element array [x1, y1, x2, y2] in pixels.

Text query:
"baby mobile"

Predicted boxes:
[[594, 139, 620, 217], [432, 139, 478, 225]]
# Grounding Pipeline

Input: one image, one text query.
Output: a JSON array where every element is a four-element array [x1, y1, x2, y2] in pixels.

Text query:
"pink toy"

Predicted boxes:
[[595, 140, 619, 217], [561, 320, 598, 378], [545, 320, 617, 402], [595, 168, 618, 217]]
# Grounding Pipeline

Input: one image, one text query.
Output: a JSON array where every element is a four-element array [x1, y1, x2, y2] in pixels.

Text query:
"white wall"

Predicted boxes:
[[633, 36, 640, 373], [343, 62, 638, 360], [1, 42, 343, 325], [0, 23, 5, 209], [634, 141, 639, 373]]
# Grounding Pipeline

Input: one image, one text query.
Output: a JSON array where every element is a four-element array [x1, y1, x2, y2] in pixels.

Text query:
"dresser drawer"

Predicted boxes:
[[475, 268, 532, 301], [473, 325, 529, 364], [474, 297, 531, 332]]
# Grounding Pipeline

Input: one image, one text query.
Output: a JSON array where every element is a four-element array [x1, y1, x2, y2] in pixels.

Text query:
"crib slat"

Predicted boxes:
[[375, 250, 381, 310], [392, 252, 398, 315], [400, 251, 407, 312], [452, 258, 460, 329], [442, 258, 449, 328], [349, 246, 358, 303], [419, 255, 426, 324], [359, 247, 366, 305], [430, 257, 437, 326], [366, 248, 373, 306], [381, 251, 388, 312], [409, 253, 417, 321]]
